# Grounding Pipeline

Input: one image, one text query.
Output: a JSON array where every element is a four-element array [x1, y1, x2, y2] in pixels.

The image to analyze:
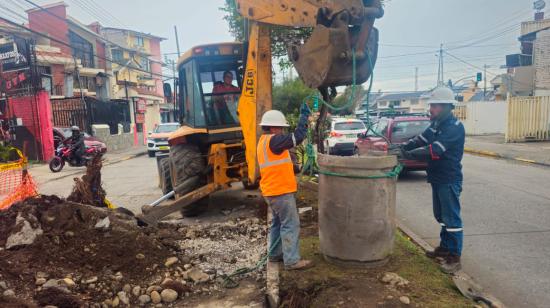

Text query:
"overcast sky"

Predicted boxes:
[[5, 0, 541, 92]]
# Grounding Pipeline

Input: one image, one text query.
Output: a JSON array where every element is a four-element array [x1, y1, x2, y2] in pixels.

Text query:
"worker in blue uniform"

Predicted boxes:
[[401, 86, 465, 274]]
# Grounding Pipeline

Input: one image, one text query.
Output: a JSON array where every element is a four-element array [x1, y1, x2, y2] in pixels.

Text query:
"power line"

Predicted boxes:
[[378, 49, 439, 59], [0, 14, 172, 80], [81, 0, 128, 28], [445, 8, 533, 46], [444, 50, 532, 88], [12, 0, 155, 65]]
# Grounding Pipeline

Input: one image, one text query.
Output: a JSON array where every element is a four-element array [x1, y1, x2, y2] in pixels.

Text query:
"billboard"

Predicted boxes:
[[0, 37, 30, 73]]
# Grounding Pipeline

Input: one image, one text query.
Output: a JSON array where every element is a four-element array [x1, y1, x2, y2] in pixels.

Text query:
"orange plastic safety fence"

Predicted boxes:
[[0, 148, 38, 210]]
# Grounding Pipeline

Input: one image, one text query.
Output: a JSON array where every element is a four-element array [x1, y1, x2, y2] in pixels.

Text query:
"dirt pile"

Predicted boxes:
[[0, 196, 184, 307], [0, 196, 268, 307]]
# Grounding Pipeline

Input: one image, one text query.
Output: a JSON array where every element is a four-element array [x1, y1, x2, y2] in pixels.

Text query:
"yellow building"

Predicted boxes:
[[101, 27, 167, 133]]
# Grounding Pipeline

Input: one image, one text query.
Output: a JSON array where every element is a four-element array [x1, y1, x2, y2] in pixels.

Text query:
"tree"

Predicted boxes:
[[220, 0, 312, 69], [330, 85, 367, 115], [272, 78, 317, 116]]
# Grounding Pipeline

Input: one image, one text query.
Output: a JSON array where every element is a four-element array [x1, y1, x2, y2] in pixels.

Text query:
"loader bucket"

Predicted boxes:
[[289, 12, 379, 89]]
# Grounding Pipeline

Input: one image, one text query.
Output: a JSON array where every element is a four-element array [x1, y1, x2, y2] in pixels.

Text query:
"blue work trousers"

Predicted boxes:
[[431, 182, 463, 256], [265, 193, 301, 266]]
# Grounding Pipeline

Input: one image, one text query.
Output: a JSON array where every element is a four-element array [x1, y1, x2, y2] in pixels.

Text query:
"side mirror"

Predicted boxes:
[[148, 131, 152, 135]]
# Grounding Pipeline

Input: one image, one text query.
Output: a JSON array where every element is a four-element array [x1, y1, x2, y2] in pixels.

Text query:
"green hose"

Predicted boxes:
[[222, 236, 281, 288]]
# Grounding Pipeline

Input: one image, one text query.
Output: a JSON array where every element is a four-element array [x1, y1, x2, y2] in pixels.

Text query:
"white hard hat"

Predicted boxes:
[[259, 110, 289, 127], [428, 86, 457, 105]]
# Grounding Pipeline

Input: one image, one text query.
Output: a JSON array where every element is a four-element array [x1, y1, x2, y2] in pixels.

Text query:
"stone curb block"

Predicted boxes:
[[464, 147, 550, 168]]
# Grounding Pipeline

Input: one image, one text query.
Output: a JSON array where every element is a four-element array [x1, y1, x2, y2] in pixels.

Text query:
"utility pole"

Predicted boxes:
[[483, 64, 487, 99], [437, 44, 444, 86], [415, 67, 419, 92], [174, 26, 181, 57]]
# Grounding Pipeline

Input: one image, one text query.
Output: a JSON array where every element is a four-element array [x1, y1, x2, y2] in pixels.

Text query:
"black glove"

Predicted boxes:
[[403, 146, 431, 161], [300, 103, 311, 118]]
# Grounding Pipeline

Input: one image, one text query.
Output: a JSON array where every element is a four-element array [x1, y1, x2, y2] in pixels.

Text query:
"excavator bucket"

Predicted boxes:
[[289, 11, 379, 89]]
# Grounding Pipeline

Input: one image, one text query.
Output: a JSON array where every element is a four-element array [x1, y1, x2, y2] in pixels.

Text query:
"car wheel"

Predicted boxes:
[[148, 150, 155, 157]]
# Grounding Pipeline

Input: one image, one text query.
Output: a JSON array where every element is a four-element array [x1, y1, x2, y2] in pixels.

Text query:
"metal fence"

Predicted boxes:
[[51, 97, 90, 133], [506, 96, 550, 142], [51, 97, 131, 135]]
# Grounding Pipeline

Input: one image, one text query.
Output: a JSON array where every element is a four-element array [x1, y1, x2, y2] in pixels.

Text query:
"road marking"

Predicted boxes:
[[515, 157, 536, 164]]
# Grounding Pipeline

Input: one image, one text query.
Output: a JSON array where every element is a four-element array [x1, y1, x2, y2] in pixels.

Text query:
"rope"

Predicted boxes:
[[221, 235, 281, 288], [318, 164, 403, 179]]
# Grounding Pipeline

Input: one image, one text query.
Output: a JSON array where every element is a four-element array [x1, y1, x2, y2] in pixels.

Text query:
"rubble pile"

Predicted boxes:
[[0, 196, 267, 307], [177, 217, 267, 283]]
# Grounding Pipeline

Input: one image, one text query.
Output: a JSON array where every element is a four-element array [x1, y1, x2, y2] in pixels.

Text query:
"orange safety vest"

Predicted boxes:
[[257, 134, 297, 197]]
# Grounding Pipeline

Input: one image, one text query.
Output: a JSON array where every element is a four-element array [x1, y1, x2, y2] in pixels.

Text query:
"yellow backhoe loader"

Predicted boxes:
[[138, 0, 384, 226]]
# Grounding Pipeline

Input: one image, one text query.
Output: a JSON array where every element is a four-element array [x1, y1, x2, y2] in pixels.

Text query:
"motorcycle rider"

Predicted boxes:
[[67, 126, 85, 164]]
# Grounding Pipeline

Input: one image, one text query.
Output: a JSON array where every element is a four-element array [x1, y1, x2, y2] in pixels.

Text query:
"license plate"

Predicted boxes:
[[346, 134, 357, 138], [159, 146, 169, 151]]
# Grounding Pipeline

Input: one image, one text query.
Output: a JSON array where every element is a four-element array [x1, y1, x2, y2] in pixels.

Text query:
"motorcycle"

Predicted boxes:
[[49, 144, 102, 172]]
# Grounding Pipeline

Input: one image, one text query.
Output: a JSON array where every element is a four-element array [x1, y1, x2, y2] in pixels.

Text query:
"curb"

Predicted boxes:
[[397, 221, 505, 308], [464, 147, 550, 168]]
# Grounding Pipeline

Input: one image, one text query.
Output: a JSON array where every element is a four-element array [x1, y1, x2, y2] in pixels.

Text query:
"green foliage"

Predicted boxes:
[[220, 0, 312, 68], [272, 78, 317, 117], [330, 85, 367, 115]]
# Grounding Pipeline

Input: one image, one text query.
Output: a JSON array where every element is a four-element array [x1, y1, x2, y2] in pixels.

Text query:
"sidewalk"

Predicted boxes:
[[30, 146, 147, 185], [465, 134, 550, 166]]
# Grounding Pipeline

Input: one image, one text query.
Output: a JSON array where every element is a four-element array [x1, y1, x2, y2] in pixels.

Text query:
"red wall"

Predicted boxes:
[[28, 4, 70, 55], [8, 91, 54, 161]]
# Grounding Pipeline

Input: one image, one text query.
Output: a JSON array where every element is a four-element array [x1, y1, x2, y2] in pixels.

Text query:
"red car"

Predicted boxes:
[[355, 116, 431, 171], [53, 127, 107, 153]]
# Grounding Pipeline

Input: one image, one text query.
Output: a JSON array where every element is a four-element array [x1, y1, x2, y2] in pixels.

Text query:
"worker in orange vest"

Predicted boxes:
[[257, 104, 313, 270]]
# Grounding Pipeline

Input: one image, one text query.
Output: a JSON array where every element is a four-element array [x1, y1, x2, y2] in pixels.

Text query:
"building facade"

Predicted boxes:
[[102, 27, 167, 132]]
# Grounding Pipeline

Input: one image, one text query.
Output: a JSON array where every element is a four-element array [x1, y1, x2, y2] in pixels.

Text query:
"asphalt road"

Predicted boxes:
[[35, 154, 161, 213], [397, 154, 550, 308]]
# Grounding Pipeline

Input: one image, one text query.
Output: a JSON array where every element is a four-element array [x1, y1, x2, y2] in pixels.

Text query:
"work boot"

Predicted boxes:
[[268, 255, 283, 263], [441, 255, 462, 274], [285, 259, 314, 270], [426, 246, 450, 259]]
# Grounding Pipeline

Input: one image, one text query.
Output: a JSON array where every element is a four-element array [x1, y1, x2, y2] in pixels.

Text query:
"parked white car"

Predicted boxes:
[[324, 118, 367, 155], [146, 123, 180, 157]]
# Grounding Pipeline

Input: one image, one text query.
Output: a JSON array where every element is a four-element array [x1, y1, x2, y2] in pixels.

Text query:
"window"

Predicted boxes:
[[198, 65, 241, 127], [390, 120, 430, 143], [378, 101, 388, 107], [376, 119, 389, 136], [69, 30, 94, 67], [334, 121, 366, 131], [155, 124, 180, 133], [390, 100, 401, 107], [410, 99, 419, 105], [139, 57, 150, 71], [134, 36, 144, 47], [112, 49, 123, 62]]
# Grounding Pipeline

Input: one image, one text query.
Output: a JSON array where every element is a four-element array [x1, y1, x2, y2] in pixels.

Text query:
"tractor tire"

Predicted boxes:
[[169, 144, 209, 217], [159, 157, 173, 195]]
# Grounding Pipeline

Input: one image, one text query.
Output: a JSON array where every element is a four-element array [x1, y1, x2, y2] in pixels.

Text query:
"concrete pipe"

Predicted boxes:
[[318, 153, 398, 267]]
